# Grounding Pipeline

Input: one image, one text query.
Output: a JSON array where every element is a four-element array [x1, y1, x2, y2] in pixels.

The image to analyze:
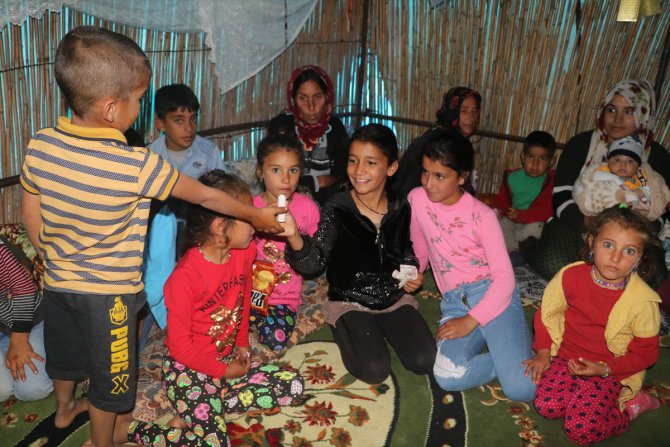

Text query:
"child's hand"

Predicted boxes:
[[522, 349, 551, 384], [507, 208, 518, 220], [276, 210, 298, 238], [251, 206, 286, 234], [235, 346, 252, 363], [567, 357, 607, 377], [632, 199, 651, 213], [276, 211, 305, 251], [403, 271, 424, 293], [224, 356, 251, 379], [436, 315, 478, 340], [5, 335, 44, 381]]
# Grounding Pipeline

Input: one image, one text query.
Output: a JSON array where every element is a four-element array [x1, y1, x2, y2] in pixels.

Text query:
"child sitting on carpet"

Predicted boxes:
[[148, 83, 227, 250], [523, 205, 662, 445], [284, 124, 436, 384], [408, 133, 536, 402], [491, 130, 555, 265], [251, 135, 320, 351], [0, 238, 52, 402], [128, 171, 304, 446]]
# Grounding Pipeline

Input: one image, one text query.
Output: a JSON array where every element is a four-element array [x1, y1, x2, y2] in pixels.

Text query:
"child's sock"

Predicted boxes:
[[625, 390, 661, 420]]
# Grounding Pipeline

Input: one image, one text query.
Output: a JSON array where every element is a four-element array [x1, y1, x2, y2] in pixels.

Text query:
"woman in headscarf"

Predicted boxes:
[[267, 65, 349, 205], [524, 79, 670, 285], [388, 86, 482, 198]]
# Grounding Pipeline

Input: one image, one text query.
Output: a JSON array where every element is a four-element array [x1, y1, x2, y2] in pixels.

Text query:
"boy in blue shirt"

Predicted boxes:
[[143, 85, 227, 334], [148, 83, 226, 246], [148, 83, 224, 179], [20, 26, 283, 447]]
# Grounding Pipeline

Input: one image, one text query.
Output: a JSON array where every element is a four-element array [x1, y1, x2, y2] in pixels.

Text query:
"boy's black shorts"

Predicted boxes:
[[43, 289, 145, 412]]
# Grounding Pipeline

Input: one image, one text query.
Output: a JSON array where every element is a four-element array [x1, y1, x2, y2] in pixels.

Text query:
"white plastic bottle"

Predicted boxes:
[[277, 194, 287, 223]]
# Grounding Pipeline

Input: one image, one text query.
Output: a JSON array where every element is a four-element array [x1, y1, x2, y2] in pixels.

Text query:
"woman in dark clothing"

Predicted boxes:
[[389, 86, 482, 198], [267, 65, 349, 205], [524, 79, 670, 286], [282, 124, 436, 384]]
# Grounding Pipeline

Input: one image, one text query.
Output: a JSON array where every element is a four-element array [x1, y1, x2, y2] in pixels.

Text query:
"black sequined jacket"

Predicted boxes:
[[285, 190, 418, 310]]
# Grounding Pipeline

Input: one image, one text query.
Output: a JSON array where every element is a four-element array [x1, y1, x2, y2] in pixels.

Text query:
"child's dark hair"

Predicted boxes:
[[524, 130, 556, 158], [423, 133, 475, 194], [349, 123, 399, 164], [292, 69, 328, 98], [183, 170, 251, 252], [55, 26, 151, 118], [256, 134, 305, 169], [154, 84, 200, 120], [582, 205, 667, 286]]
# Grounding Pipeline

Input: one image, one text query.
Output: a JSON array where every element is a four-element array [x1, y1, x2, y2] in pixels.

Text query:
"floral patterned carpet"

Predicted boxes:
[[3, 275, 670, 446], [226, 341, 398, 447]]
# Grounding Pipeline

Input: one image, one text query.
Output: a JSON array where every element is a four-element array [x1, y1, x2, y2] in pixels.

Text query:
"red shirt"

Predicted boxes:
[[491, 168, 554, 224], [533, 263, 658, 379], [164, 244, 254, 378]]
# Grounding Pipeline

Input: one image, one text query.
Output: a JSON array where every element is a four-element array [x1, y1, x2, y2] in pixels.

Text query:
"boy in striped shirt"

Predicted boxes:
[[20, 26, 283, 447]]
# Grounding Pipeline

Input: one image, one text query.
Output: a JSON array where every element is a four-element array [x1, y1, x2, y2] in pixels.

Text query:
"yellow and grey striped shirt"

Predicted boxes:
[[21, 117, 179, 295]]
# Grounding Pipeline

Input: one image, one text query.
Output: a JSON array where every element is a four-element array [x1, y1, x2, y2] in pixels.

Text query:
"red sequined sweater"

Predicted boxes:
[[164, 245, 254, 378]]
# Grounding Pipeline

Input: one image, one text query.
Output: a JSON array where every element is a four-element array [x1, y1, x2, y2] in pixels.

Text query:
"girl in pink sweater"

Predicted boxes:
[[408, 134, 535, 402], [252, 135, 320, 351]]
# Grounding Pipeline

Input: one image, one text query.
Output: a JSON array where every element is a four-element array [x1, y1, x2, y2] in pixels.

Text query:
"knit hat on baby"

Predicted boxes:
[[607, 135, 643, 165]]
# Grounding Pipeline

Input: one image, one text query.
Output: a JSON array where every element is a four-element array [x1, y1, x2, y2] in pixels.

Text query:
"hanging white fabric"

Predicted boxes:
[[0, 0, 318, 93]]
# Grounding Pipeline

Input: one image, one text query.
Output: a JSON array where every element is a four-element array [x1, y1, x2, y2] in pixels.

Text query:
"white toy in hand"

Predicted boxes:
[[277, 194, 287, 223]]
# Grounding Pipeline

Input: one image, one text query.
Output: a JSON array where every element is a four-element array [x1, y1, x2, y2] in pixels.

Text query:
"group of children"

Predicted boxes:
[[5, 25, 665, 447]]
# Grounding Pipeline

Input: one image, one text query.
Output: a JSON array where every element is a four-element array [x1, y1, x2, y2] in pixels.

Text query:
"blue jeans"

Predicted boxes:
[[0, 322, 53, 401], [433, 279, 535, 402]]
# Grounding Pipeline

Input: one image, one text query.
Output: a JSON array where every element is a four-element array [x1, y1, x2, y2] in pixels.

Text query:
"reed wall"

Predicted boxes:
[[1, 0, 669, 222]]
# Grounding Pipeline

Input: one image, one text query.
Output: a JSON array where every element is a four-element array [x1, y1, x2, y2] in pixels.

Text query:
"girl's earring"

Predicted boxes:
[[587, 250, 594, 263]]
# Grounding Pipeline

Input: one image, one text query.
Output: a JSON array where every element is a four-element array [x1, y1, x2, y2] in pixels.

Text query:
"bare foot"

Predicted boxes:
[[55, 397, 89, 429], [167, 415, 188, 429]]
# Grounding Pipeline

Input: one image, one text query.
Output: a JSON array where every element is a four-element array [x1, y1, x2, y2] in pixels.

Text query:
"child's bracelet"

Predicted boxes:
[[599, 362, 610, 378]]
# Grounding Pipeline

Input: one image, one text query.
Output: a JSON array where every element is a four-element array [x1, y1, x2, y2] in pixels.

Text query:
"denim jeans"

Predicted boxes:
[[433, 279, 536, 402], [0, 322, 53, 401]]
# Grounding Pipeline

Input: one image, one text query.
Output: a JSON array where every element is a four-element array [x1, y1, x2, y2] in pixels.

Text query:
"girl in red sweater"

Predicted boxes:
[[523, 205, 662, 445], [128, 171, 304, 446]]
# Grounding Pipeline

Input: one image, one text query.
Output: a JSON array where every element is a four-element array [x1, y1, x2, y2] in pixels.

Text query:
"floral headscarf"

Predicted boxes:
[[286, 65, 334, 151], [435, 86, 482, 132], [585, 79, 656, 169]]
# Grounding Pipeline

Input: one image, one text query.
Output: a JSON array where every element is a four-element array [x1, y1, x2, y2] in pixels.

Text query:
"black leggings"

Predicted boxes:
[[330, 304, 436, 384]]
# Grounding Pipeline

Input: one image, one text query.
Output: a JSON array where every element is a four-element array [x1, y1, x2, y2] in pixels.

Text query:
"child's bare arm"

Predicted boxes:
[[171, 174, 284, 233], [21, 192, 42, 256]]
